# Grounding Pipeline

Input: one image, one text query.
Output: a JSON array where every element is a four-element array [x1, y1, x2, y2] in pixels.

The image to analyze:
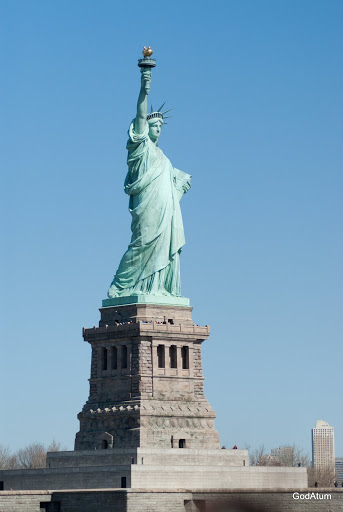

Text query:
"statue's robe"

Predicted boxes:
[[108, 122, 191, 298]]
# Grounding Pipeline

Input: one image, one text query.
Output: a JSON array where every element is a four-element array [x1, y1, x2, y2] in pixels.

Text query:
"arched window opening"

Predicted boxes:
[[111, 347, 117, 370], [121, 345, 128, 369], [169, 345, 177, 368], [181, 346, 189, 369], [102, 439, 108, 449], [179, 439, 186, 448], [102, 348, 108, 371], [157, 345, 165, 368]]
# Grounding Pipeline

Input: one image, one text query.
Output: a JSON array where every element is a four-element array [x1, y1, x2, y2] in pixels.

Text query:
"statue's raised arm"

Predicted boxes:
[[134, 69, 151, 134]]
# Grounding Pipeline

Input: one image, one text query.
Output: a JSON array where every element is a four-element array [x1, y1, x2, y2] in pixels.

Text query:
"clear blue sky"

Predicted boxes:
[[1, 0, 342, 459]]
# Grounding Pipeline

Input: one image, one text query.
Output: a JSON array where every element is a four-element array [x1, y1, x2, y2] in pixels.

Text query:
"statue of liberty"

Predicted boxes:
[[107, 49, 191, 302]]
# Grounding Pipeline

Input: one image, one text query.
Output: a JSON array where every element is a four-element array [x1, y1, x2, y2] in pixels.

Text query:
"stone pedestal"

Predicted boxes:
[[75, 303, 220, 451], [0, 302, 309, 492]]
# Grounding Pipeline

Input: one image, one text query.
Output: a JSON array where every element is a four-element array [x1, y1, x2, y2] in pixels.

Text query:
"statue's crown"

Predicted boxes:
[[147, 102, 172, 123]]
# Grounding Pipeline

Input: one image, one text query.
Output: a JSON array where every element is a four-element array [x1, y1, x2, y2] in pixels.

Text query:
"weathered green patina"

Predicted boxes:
[[105, 52, 191, 307]]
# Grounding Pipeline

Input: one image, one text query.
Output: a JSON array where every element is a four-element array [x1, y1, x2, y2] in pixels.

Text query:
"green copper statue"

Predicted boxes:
[[107, 48, 191, 303]]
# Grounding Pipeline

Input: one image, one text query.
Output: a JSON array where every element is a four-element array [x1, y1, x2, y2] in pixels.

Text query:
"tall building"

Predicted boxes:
[[312, 420, 335, 470], [335, 458, 343, 486]]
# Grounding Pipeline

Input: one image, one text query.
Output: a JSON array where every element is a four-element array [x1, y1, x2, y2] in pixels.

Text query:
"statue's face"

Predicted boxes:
[[148, 120, 163, 142]]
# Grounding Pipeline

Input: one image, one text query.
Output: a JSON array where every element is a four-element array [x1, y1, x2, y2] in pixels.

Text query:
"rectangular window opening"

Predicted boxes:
[[179, 439, 186, 448], [121, 345, 128, 369], [121, 476, 127, 488], [181, 346, 189, 369], [157, 345, 165, 368], [102, 348, 108, 370], [111, 346, 118, 370], [169, 345, 177, 368]]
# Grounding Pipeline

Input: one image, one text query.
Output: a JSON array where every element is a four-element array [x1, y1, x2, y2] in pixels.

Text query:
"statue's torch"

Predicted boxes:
[[138, 46, 156, 93]]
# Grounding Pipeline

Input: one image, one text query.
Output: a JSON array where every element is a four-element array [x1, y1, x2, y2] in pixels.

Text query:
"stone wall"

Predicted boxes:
[[1, 447, 310, 492], [51, 490, 128, 512], [0, 466, 131, 491], [46, 448, 248, 469], [130, 465, 307, 490], [0, 491, 52, 512], [191, 489, 343, 512], [0, 489, 342, 512], [99, 304, 194, 325], [0, 457, 307, 492]]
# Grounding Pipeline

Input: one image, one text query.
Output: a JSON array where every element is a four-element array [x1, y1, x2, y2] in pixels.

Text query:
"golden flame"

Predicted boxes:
[[142, 46, 153, 57]]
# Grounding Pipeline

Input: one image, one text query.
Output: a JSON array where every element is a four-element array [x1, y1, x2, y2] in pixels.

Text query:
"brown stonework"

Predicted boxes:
[[74, 304, 220, 451]]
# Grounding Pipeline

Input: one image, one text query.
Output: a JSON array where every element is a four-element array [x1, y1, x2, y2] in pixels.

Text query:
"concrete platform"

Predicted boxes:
[[0, 448, 307, 491]]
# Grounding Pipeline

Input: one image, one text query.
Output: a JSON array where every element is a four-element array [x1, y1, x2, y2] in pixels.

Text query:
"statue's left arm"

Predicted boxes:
[[173, 168, 191, 200]]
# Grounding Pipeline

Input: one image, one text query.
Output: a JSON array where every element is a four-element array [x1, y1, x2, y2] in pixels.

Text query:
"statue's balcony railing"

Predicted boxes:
[[83, 321, 210, 338]]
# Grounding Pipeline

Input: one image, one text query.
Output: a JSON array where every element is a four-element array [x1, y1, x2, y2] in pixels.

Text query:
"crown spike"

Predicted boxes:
[[146, 102, 173, 124]]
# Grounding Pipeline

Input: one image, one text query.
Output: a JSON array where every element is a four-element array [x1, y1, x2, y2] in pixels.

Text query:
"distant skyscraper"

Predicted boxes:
[[336, 458, 343, 486], [312, 420, 335, 470]]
